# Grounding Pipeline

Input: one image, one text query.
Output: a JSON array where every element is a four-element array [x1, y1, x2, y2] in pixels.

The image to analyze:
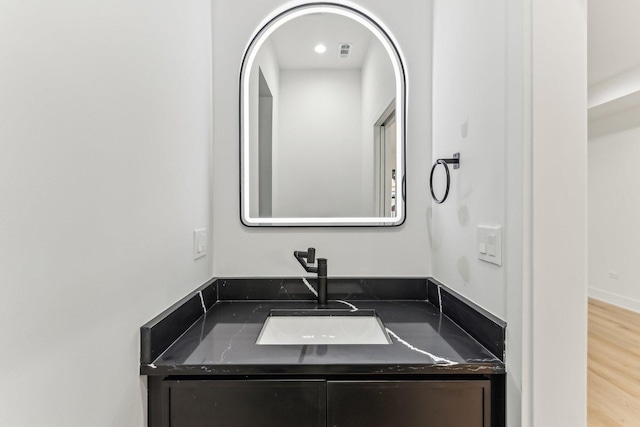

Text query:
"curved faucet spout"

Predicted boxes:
[[294, 248, 317, 273]]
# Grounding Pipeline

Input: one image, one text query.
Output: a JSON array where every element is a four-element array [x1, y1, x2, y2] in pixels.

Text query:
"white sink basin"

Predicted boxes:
[[256, 309, 391, 345]]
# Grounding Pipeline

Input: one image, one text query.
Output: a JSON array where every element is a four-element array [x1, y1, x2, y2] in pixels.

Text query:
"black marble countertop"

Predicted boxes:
[[141, 297, 504, 376]]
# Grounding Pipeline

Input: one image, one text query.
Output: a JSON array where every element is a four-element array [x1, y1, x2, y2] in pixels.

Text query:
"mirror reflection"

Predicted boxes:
[[241, 4, 405, 226]]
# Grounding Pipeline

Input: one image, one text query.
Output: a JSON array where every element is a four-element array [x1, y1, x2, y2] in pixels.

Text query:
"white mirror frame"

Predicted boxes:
[[240, 2, 406, 227]]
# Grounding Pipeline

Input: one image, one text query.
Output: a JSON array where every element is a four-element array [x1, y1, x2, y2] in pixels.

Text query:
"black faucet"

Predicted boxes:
[[294, 248, 328, 307]]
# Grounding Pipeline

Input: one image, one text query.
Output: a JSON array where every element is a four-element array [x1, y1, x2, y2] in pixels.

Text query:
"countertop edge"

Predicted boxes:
[[141, 363, 505, 376]]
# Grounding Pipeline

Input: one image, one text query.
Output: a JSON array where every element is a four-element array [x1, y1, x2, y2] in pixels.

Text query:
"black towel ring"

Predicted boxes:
[[430, 153, 460, 204]]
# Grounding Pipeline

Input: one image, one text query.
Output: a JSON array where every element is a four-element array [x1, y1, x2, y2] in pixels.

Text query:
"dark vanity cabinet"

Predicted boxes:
[[164, 380, 326, 427], [328, 380, 491, 427], [151, 378, 492, 427]]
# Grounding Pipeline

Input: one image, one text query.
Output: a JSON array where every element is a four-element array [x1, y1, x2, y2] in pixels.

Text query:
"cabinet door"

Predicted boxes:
[[328, 380, 490, 427], [168, 380, 326, 427]]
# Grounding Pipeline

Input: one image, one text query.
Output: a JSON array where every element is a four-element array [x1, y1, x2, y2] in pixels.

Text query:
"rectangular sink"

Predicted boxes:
[[256, 309, 391, 345]]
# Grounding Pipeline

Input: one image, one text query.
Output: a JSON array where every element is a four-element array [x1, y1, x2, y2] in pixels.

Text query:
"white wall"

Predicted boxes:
[[589, 107, 640, 311], [529, 0, 588, 425], [431, 0, 507, 320], [0, 1, 213, 426], [275, 69, 364, 217], [361, 38, 396, 215], [504, 1, 527, 425], [212, 0, 433, 277]]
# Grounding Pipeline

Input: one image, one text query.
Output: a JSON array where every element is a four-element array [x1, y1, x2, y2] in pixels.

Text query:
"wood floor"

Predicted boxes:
[[588, 298, 640, 426]]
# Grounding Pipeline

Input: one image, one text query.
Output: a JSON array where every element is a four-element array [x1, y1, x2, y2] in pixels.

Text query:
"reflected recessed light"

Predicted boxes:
[[314, 44, 327, 54]]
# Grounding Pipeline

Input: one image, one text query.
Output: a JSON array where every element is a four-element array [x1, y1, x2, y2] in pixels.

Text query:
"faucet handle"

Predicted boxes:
[[307, 247, 315, 264]]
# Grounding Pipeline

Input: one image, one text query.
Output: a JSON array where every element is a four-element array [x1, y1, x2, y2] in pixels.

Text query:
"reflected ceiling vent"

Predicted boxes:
[[339, 43, 352, 58]]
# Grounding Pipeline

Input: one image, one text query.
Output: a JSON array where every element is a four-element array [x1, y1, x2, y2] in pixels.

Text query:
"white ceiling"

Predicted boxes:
[[588, 0, 640, 86], [269, 13, 373, 70]]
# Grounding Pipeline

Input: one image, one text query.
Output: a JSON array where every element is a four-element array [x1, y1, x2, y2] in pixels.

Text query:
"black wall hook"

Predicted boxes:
[[430, 153, 460, 204]]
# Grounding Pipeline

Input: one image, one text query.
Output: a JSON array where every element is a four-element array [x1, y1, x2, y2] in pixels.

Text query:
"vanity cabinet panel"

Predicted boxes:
[[152, 378, 494, 427], [167, 380, 326, 427], [327, 380, 491, 427]]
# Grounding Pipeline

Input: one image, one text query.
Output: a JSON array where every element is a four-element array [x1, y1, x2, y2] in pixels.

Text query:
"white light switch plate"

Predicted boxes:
[[478, 225, 502, 266], [193, 228, 207, 260]]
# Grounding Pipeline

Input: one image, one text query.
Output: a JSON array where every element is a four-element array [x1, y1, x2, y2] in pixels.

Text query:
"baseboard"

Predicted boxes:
[[588, 287, 640, 314]]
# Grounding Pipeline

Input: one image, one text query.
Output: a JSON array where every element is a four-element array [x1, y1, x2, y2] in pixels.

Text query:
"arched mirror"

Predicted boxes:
[[240, 3, 406, 226]]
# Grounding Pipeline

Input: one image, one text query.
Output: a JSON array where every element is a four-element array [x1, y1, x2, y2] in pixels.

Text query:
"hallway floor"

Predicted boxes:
[[588, 298, 640, 426]]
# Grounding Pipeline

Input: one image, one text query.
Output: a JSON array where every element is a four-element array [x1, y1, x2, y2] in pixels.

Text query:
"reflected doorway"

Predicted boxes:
[[374, 102, 397, 217]]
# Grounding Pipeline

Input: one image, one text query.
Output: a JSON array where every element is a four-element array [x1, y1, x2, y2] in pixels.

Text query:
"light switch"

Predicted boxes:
[[477, 225, 502, 266], [193, 228, 207, 260], [487, 233, 497, 256], [478, 230, 487, 254]]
